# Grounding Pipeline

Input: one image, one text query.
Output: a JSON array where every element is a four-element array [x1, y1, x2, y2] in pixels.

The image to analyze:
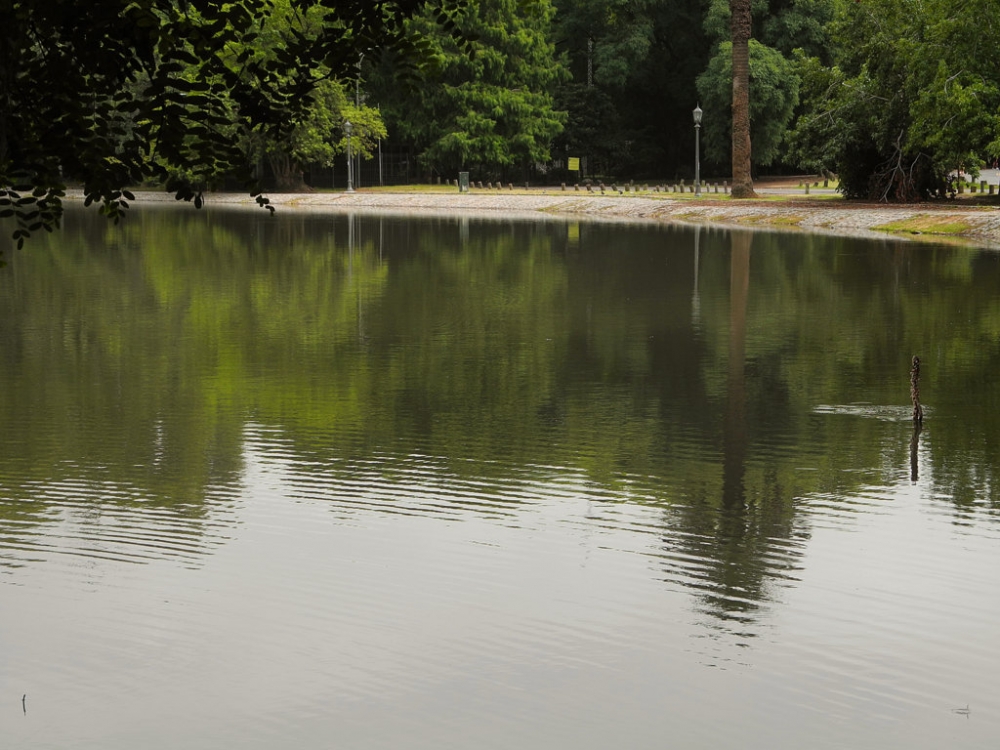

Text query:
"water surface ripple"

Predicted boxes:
[[1, 207, 999, 749]]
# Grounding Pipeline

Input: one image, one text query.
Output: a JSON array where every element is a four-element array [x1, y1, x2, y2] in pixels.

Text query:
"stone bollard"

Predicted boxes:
[[575, 183, 580, 191], [991, 185, 996, 196], [714, 183, 719, 193], [724, 181, 729, 194], [508, 183, 513, 190], [971, 183, 977, 193], [561, 183, 566, 191], [805, 183, 810, 194]]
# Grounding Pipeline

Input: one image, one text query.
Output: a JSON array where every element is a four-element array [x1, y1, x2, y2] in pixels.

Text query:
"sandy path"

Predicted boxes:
[[128, 189, 1000, 246]]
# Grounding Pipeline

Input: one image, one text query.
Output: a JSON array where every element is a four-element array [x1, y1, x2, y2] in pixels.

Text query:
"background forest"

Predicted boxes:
[[362, 0, 1000, 199], [4, 0, 1000, 221]]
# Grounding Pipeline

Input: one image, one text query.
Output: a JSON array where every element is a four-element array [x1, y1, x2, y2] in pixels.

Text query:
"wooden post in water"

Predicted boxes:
[[910, 355, 923, 424], [910, 420, 922, 481], [910, 355, 923, 480]]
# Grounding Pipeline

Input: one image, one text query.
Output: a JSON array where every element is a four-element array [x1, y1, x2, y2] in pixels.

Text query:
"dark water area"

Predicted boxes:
[[1, 206, 999, 748]]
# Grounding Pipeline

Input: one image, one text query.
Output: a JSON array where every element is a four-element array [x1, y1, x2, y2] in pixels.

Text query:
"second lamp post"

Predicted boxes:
[[345, 120, 355, 193], [693, 104, 702, 198]]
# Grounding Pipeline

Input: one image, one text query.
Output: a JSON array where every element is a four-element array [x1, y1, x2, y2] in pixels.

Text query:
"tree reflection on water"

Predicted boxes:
[[0, 208, 998, 630]]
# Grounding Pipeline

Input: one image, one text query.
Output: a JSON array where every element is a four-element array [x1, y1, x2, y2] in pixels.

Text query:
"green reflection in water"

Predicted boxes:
[[1, 205, 999, 618]]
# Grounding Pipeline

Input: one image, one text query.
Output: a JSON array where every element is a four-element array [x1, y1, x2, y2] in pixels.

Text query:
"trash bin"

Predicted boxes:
[[459, 172, 470, 193]]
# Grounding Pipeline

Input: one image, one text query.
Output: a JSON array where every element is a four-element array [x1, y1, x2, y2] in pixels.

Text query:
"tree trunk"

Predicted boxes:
[[267, 152, 312, 193], [730, 0, 756, 199]]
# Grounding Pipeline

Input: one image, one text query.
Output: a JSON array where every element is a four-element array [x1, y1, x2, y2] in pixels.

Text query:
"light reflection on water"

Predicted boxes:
[[1, 206, 999, 749]]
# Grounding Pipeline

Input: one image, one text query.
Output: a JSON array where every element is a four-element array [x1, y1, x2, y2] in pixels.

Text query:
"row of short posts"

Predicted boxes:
[[449, 179, 735, 194], [452, 179, 842, 195], [452, 180, 526, 190], [798, 179, 830, 194], [560, 180, 729, 195], [957, 180, 996, 195], [446, 175, 997, 199]]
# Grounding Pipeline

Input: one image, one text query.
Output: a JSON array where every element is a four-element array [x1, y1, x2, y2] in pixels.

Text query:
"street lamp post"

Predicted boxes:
[[693, 104, 702, 198], [345, 120, 354, 193]]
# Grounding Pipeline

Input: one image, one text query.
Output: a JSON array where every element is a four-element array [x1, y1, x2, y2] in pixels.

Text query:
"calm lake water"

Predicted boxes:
[[1, 205, 999, 749]]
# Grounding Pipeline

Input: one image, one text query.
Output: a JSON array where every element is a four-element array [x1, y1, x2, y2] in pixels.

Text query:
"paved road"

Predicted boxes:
[[963, 168, 1000, 184]]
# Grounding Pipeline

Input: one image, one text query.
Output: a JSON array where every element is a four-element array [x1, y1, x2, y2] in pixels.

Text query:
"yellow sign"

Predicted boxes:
[[568, 157, 580, 172]]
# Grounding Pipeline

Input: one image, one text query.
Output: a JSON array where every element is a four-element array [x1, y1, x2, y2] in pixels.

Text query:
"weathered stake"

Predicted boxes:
[[910, 355, 923, 424]]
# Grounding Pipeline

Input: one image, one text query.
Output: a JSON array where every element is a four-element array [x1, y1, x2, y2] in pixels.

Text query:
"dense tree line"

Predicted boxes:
[[789, 0, 1000, 199], [0, 0, 469, 244], [371, 0, 1000, 195], [4, 0, 1000, 241]]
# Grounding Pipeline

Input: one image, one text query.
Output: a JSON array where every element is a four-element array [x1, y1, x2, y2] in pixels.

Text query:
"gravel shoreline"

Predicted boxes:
[[126, 189, 1000, 246]]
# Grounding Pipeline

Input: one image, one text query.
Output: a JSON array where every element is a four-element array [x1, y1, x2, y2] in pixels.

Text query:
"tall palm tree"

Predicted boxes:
[[730, 0, 756, 198]]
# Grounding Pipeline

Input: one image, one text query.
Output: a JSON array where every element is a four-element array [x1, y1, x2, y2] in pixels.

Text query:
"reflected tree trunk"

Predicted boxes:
[[722, 231, 752, 515]]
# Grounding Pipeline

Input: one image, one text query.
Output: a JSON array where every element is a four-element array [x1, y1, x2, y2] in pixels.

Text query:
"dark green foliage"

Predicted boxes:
[[370, 0, 567, 181], [0, 0, 469, 245], [696, 40, 800, 168], [789, 0, 1000, 200], [553, 83, 622, 175], [704, 0, 839, 60], [552, 0, 712, 179]]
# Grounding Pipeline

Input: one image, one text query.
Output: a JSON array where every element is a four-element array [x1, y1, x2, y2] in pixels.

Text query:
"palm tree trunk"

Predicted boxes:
[[730, 0, 756, 198]]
